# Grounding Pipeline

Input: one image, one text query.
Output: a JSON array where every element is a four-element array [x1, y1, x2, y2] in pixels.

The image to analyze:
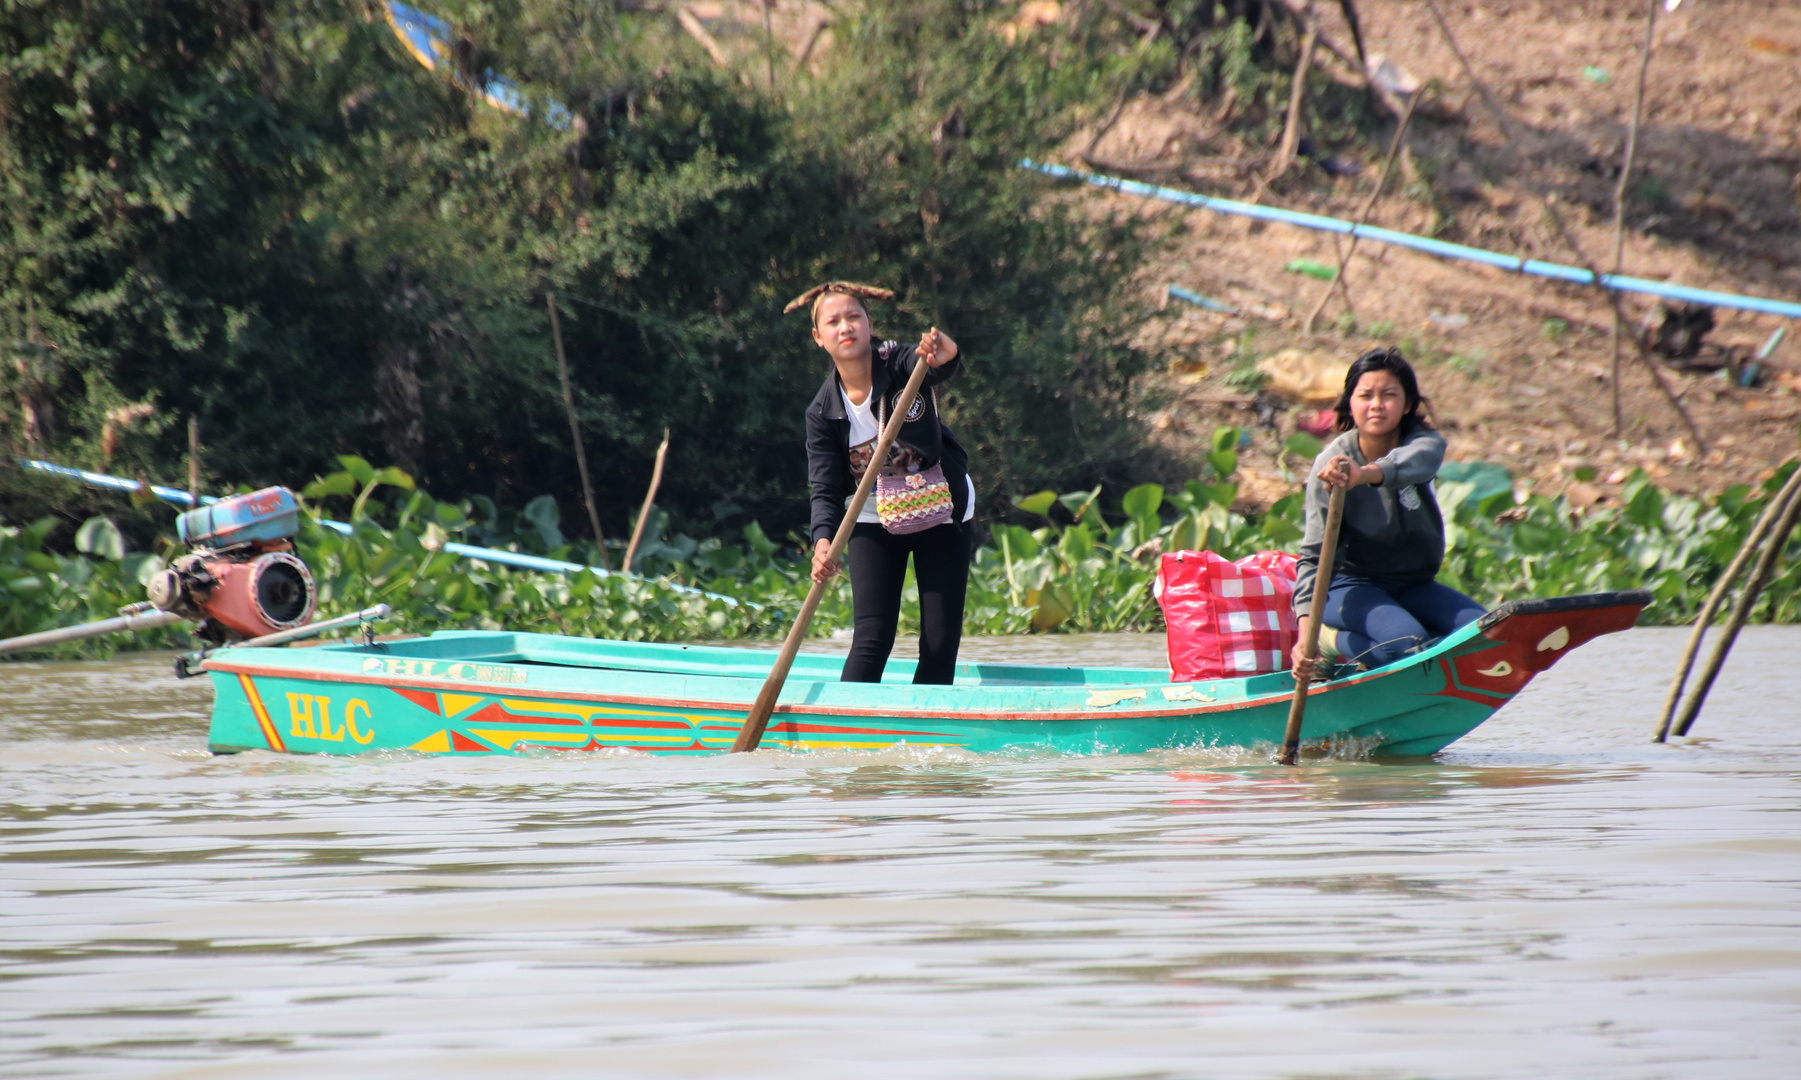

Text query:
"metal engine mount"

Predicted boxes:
[[147, 487, 317, 645]]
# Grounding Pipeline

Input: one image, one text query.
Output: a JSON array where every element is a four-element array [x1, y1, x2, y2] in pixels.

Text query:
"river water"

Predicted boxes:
[[2, 627, 1798, 1079]]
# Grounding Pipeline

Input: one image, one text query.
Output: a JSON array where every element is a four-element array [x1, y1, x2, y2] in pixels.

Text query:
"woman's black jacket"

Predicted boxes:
[[805, 341, 970, 545]]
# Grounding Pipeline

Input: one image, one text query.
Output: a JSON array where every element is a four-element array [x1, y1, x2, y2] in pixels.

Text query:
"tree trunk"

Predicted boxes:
[[373, 340, 424, 477]]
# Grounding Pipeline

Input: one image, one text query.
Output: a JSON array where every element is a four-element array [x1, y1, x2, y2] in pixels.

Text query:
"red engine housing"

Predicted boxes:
[[194, 550, 317, 639], [149, 545, 317, 643]]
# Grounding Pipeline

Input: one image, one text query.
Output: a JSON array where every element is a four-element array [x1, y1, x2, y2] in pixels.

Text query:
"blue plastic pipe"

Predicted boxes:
[[18, 459, 752, 609], [1167, 285, 1239, 314], [1027, 160, 1801, 320]]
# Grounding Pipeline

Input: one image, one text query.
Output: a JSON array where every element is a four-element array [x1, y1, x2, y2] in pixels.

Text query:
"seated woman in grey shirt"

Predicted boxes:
[[1290, 347, 1485, 678]]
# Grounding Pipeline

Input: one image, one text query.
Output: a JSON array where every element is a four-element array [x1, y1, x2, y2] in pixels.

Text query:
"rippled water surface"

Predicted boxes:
[[3, 628, 1799, 1079]]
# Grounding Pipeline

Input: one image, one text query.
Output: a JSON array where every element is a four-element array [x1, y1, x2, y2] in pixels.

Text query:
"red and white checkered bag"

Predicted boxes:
[[1153, 550, 1300, 681]]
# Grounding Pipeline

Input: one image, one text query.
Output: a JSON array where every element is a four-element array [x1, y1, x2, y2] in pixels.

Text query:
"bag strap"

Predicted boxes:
[[876, 374, 938, 429]]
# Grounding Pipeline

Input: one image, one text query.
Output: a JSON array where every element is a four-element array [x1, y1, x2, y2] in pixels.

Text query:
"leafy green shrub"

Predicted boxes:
[[0, 515, 183, 656], [1438, 462, 1801, 623], [6, 453, 1799, 661]]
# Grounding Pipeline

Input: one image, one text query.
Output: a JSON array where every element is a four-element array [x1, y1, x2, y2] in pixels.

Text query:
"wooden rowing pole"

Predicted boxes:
[[731, 338, 938, 753], [1280, 484, 1347, 766]]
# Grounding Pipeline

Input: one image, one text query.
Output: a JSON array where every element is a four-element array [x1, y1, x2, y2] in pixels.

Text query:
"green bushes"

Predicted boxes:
[[283, 450, 1801, 636], [1437, 463, 1801, 624], [0, 514, 185, 652], [295, 485, 830, 645], [10, 445, 1794, 661]]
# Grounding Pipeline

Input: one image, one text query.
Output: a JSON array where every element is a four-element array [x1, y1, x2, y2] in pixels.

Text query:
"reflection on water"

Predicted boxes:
[[2, 628, 1799, 1078]]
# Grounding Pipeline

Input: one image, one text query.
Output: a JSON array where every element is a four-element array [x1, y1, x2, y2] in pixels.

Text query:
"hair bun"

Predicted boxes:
[[784, 281, 896, 315]]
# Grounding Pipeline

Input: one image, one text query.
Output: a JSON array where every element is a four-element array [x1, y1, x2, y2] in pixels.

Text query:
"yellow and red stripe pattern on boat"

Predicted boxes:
[[237, 673, 287, 753], [380, 689, 968, 754]]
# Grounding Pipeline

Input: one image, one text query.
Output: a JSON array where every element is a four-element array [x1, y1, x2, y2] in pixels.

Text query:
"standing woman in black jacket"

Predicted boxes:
[[789, 282, 975, 685]]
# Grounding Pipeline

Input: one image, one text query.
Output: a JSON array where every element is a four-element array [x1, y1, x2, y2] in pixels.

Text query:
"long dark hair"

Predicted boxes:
[[1332, 347, 1432, 434]]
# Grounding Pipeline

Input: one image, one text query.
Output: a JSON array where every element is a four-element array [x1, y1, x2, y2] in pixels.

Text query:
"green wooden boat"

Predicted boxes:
[[201, 591, 1649, 758]]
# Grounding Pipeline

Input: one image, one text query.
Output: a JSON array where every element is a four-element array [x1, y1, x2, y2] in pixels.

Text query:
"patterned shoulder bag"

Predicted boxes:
[[873, 387, 954, 535]]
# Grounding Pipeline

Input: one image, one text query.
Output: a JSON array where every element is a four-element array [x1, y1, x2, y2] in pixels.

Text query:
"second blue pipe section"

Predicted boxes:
[[1028, 161, 1801, 320]]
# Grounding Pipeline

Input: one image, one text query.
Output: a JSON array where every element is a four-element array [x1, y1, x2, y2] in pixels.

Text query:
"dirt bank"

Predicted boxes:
[[1108, 0, 1800, 507]]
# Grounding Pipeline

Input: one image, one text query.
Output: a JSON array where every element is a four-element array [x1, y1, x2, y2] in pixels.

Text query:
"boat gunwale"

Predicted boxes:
[[200, 590, 1653, 726], [200, 634, 1466, 724]]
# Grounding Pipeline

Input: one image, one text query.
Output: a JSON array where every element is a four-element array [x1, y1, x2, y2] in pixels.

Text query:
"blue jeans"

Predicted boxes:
[[1322, 577, 1486, 669]]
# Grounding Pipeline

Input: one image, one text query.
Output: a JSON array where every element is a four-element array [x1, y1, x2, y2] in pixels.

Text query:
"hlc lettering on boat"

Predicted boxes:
[[356, 656, 528, 685], [285, 693, 377, 745]]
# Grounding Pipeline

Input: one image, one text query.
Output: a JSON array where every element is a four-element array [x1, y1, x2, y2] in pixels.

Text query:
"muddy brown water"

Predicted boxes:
[[2, 627, 1799, 1078]]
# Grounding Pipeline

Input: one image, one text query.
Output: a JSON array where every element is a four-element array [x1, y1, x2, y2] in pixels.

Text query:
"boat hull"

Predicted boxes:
[[202, 591, 1649, 758]]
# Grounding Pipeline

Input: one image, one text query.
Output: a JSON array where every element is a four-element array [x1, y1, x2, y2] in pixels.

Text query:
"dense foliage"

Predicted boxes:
[[7, 445, 1796, 659], [2, 0, 1196, 540]]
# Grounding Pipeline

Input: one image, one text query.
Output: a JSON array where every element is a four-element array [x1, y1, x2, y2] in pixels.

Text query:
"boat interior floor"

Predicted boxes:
[[333, 632, 1172, 688]]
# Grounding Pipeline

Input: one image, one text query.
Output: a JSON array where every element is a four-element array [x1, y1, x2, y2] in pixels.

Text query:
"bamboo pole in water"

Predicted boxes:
[[1667, 477, 1801, 738], [1653, 465, 1801, 741]]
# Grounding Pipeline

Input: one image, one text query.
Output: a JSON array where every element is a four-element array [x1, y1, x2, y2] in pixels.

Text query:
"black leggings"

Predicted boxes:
[[841, 521, 970, 685]]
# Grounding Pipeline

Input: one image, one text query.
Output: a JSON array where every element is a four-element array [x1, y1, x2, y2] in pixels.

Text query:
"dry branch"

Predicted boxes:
[[1302, 86, 1422, 331], [1268, 17, 1319, 183], [677, 6, 732, 69], [1608, 0, 1661, 436]]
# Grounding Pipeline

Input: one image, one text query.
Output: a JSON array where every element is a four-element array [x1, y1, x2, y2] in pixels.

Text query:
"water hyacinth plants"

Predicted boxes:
[[3, 440, 1797, 658]]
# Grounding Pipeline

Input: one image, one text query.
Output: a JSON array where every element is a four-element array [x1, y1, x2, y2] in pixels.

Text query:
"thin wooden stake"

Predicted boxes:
[[187, 417, 200, 508], [761, 0, 776, 92], [1540, 197, 1708, 455], [1281, 483, 1347, 766], [1668, 477, 1801, 738], [1653, 464, 1801, 741], [622, 428, 671, 574], [1303, 85, 1423, 333], [1608, 0, 1661, 438], [547, 291, 611, 570], [1268, 15, 1319, 183]]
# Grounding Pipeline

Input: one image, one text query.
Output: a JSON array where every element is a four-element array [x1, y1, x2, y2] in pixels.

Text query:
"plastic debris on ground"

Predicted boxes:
[[1284, 259, 1337, 282], [1294, 408, 1337, 438], [1257, 348, 1348, 405], [1364, 54, 1422, 96]]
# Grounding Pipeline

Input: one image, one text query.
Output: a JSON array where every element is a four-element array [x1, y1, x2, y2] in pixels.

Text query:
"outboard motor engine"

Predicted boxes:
[[147, 487, 317, 645]]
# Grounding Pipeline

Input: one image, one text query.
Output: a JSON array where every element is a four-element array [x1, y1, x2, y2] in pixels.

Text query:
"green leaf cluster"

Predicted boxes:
[[0, 513, 177, 656], [1437, 462, 1801, 624]]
